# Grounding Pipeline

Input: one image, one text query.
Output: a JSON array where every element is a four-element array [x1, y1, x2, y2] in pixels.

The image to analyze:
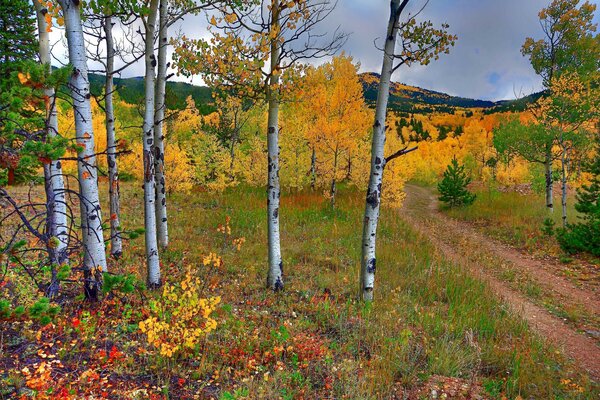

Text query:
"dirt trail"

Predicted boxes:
[[401, 184, 600, 380]]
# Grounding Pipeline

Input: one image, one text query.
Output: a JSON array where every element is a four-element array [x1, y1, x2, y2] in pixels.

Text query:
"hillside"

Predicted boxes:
[[359, 72, 541, 114], [88, 73, 215, 114], [87, 72, 539, 115]]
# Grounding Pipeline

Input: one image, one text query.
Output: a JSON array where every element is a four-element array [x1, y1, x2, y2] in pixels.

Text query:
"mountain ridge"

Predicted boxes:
[[88, 72, 541, 115]]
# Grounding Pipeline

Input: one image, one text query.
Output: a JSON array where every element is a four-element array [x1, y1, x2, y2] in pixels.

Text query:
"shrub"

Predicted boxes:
[[138, 266, 220, 358]]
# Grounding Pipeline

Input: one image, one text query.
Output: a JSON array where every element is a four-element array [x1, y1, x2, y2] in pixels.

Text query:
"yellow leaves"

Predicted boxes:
[[45, 13, 52, 32], [138, 265, 221, 358], [56, 16, 64, 27], [224, 13, 237, 24], [210, 15, 217, 26], [203, 252, 222, 268], [18, 72, 31, 85]]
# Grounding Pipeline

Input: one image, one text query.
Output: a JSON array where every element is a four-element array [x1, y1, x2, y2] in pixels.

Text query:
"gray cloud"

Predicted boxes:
[[50, 0, 600, 101]]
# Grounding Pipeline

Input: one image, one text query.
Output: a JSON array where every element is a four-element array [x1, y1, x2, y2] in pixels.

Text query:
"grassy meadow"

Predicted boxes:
[[1, 182, 597, 399]]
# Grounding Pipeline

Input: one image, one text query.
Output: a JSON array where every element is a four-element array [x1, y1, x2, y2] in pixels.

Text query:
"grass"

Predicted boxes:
[[425, 184, 598, 334], [0, 182, 598, 398], [443, 186, 585, 259]]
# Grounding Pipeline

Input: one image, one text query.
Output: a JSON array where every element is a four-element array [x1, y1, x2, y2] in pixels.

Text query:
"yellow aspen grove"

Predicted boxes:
[[173, 0, 346, 291], [297, 55, 371, 208]]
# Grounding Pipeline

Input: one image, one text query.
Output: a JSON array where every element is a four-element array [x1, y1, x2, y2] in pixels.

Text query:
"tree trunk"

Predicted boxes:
[[60, 0, 107, 300], [310, 146, 316, 190], [330, 149, 338, 209], [42, 164, 65, 298], [143, 0, 161, 288], [104, 15, 123, 259], [360, 0, 402, 302], [154, 0, 169, 249], [346, 154, 352, 180], [544, 143, 554, 212], [561, 145, 568, 228], [229, 129, 238, 181], [7, 169, 15, 185], [266, 5, 283, 291], [35, 0, 69, 274]]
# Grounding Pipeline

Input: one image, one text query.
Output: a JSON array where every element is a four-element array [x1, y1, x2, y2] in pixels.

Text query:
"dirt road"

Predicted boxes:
[[401, 184, 600, 380]]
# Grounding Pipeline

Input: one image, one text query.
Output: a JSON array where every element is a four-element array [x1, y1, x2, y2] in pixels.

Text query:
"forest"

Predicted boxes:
[[0, 0, 599, 398]]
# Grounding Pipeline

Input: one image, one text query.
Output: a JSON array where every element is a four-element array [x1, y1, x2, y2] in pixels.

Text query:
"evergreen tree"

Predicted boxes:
[[558, 135, 600, 256], [0, 0, 37, 74], [438, 157, 476, 207]]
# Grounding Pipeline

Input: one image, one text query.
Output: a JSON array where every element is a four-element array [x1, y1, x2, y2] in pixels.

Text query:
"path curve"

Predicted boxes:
[[401, 184, 600, 380]]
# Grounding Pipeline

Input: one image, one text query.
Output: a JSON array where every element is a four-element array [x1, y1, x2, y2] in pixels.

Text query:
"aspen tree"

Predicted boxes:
[[58, 0, 108, 299], [173, 0, 345, 291], [360, 0, 455, 301]]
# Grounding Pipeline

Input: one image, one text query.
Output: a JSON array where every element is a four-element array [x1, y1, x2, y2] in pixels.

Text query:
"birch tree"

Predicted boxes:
[[34, 0, 69, 276], [83, 1, 144, 258], [58, 0, 108, 300], [141, 0, 162, 288], [154, 0, 169, 249], [522, 0, 599, 212], [538, 73, 597, 227], [360, 0, 455, 301], [173, 0, 345, 291]]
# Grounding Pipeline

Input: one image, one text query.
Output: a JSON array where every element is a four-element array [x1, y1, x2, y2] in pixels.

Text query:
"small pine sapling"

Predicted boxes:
[[438, 157, 476, 207]]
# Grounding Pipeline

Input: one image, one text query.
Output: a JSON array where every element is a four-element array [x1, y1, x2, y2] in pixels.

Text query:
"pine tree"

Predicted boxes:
[[0, 0, 37, 73], [438, 157, 476, 207], [558, 135, 600, 256]]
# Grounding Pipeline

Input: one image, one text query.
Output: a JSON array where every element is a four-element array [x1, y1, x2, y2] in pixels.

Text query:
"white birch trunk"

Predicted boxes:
[[154, 0, 169, 249], [143, 0, 161, 288], [60, 0, 107, 299], [360, 0, 402, 301], [266, 5, 283, 291], [35, 0, 69, 274], [104, 15, 123, 258]]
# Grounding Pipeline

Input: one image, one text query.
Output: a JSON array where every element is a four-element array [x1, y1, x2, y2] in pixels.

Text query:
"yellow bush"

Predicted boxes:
[[139, 266, 220, 358]]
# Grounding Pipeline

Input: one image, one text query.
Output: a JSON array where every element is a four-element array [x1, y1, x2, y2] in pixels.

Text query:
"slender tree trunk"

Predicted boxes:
[[154, 0, 169, 249], [561, 144, 568, 228], [143, 0, 161, 288], [7, 169, 15, 185], [35, 0, 69, 276], [104, 15, 122, 259], [544, 143, 554, 212], [346, 154, 352, 180], [229, 130, 238, 181], [330, 149, 338, 209], [266, 4, 283, 291], [310, 146, 316, 190], [360, 0, 402, 302], [60, 0, 107, 300], [42, 164, 65, 298]]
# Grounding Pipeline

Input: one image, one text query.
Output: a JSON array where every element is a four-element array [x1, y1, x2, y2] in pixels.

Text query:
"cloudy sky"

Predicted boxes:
[[51, 0, 600, 102]]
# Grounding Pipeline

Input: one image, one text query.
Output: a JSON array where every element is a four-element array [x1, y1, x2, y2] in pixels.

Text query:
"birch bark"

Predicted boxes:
[[104, 15, 123, 258], [154, 0, 169, 249], [143, 0, 161, 287], [266, 3, 283, 291], [34, 0, 69, 272], [360, 0, 402, 301], [60, 0, 107, 299]]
